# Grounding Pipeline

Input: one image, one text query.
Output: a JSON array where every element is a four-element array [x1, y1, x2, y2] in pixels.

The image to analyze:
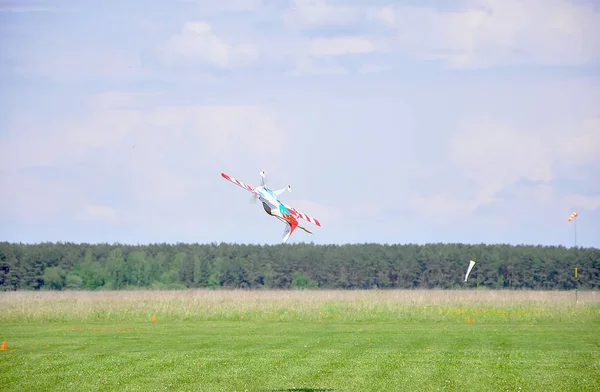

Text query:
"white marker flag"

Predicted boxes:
[[465, 260, 476, 282]]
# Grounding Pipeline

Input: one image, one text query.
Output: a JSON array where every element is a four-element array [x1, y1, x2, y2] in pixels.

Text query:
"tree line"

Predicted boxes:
[[0, 241, 598, 291]]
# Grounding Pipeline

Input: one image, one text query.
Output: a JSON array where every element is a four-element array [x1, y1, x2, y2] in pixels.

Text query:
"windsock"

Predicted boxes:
[[465, 259, 476, 282], [568, 211, 578, 222]]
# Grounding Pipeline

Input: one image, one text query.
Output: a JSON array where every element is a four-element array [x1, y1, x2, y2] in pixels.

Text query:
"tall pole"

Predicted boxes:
[[575, 218, 578, 303], [568, 211, 578, 248], [574, 216, 577, 248], [575, 267, 578, 304], [574, 215, 577, 303], [568, 211, 579, 305]]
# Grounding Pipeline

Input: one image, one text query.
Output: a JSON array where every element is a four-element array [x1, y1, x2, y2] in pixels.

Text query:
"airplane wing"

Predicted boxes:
[[282, 203, 322, 227], [221, 172, 257, 195]]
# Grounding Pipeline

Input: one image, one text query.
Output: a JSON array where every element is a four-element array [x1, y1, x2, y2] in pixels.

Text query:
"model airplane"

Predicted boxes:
[[221, 171, 322, 243]]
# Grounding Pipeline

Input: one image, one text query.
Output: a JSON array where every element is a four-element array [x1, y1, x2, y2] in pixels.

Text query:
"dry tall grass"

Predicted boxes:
[[1, 289, 598, 323]]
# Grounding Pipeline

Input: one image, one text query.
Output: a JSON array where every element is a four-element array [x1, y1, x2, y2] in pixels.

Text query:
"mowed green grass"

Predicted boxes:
[[1, 290, 599, 391]]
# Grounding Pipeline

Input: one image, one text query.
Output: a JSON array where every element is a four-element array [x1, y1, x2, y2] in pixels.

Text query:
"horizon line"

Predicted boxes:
[[0, 240, 595, 249]]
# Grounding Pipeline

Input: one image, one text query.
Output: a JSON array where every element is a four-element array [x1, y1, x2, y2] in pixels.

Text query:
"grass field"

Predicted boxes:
[[1, 289, 599, 391]]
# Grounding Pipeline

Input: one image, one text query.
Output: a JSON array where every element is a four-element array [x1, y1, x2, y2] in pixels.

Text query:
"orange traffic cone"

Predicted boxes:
[[1, 341, 6, 350], [151, 314, 157, 322]]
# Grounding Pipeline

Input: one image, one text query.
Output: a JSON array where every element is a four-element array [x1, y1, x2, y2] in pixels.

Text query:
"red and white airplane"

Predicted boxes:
[[221, 171, 322, 243]]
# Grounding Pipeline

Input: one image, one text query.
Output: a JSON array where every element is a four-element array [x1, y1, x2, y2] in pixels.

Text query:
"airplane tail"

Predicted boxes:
[[282, 221, 313, 243], [282, 222, 296, 243], [281, 210, 301, 243]]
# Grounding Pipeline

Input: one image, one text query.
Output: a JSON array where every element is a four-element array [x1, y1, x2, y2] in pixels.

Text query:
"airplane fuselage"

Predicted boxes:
[[255, 186, 291, 221], [254, 185, 300, 242]]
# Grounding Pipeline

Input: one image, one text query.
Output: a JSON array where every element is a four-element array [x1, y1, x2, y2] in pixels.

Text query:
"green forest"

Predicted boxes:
[[0, 241, 598, 291]]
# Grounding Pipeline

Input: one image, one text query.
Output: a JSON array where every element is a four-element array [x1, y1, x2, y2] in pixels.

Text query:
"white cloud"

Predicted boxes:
[[367, 5, 395, 28], [450, 120, 554, 204], [13, 48, 151, 81], [8, 0, 600, 84], [555, 117, 600, 167], [0, 6, 55, 12], [0, 92, 287, 226], [279, 0, 600, 70], [86, 91, 162, 110], [414, 115, 600, 223], [166, 21, 258, 68], [291, 57, 348, 75], [176, 0, 264, 12], [373, 0, 600, 68], [13, 48, 217, 83], [410, 194, 478, 222], [407, 182, 597, 231], [562, 194, 600, 212], [74, 205, 125, 225], [0, 172, 84, 223], [283, 0, 361, 29], [358, 64, 392, 74], [2, 0, 599, 245], [0, 0, 57, 13], [308, 37, 376, 56]]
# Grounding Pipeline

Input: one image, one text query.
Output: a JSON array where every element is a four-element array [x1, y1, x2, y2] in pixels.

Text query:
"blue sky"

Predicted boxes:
[[1, 0, 599, 247]]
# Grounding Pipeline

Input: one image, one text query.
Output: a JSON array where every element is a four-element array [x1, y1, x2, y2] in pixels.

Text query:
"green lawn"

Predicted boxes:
[[1, 290, 599, 391]]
